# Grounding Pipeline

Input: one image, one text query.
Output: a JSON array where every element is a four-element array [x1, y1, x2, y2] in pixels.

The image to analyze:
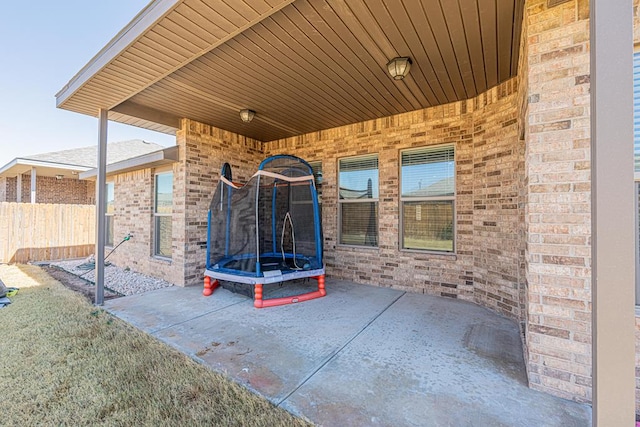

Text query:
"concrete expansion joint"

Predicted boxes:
[[150, 300, 246, 335], [276, 291, 406, 407]]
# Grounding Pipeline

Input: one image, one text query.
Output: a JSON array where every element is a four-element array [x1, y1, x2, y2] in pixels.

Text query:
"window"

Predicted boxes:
[[338, 155, 378, 246], [309, 161, 323, 203], [400, 145, 455, 252], [105, 182, 114, 247], [154, 172, 173, 258]]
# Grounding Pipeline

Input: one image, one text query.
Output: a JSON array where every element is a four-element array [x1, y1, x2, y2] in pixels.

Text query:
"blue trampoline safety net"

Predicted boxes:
[[207, 155, 323, 280]]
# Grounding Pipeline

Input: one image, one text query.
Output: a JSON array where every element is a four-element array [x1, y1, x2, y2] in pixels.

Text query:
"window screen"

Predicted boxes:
[[401, 146, 455, 252], [105, 182, 114, 247], [339, 155, 378, 246], [154, 172, 173, 258]]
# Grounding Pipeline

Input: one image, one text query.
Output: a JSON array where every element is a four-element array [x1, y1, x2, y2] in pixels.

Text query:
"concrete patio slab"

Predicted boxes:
[[104, 279, 592, 426], [103, 285, 247, 333], [282, 291, 590, 426], [151, 280, 402, 402]]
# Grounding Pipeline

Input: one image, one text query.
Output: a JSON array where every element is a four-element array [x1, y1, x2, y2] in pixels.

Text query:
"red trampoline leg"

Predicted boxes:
[[203, 276, 219, 296], [317, 274, 326, 296], [252, 275, 327, 308], [254, 284, 264, 308]]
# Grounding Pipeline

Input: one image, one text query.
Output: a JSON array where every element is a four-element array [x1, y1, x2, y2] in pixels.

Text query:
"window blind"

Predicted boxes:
[[339, 155, 379, 199], [401, 145, 454, 198]]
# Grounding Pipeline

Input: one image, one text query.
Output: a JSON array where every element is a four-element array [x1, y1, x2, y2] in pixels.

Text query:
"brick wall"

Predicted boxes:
[[20, 175, 28, 201], [103, 122, 263, 287], [265, 80, 524, 319], [177, 120, 264, 286], [30, 175, 92, 204], [86, 180, 96, 205], [120, 86, 520, 306], [4, 173, 92, 204], [471, 83, 526, 317], [516, 0, 531, 369], [4, 177, 17, 202], [144, 98, 523, 312], [523, 0, 592, 403], [102, 169, 183, 285], [0, 178, 6, 202]]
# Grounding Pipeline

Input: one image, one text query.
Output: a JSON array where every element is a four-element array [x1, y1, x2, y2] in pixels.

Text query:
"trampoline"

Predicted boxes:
[[203, 155, 325, 308]]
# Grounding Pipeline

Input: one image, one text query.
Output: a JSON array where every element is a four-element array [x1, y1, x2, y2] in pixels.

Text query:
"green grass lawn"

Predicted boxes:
[[0, 264, 310, 426]]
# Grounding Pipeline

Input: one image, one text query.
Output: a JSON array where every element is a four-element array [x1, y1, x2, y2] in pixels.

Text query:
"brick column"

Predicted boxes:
[[524, 0, 592, 402], [177, 119, 264, 286]]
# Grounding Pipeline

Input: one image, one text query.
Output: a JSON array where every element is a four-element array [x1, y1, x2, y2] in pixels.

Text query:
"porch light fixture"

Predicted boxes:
[[55, 174, 64, 180], [386, 57, 412, 80], [240, 109, 256, 123]]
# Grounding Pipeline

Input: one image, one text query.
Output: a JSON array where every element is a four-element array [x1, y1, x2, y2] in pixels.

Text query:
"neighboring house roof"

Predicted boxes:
[[79, 145, 179, 180], [0, 140, 168, 179]]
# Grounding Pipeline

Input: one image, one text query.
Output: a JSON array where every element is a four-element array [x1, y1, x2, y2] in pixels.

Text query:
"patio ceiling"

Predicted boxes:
[[56, 0, 524, 142]]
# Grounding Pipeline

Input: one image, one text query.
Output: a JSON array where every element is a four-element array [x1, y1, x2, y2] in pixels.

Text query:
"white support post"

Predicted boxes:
[[30, 167, 36, 204], [590, 0, 636, 425], [95, 109, 108, 306], [16, 173, 21, 202]]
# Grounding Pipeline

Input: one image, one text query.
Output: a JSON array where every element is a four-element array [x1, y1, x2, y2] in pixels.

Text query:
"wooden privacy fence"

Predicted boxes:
[[0, 202, 95, 263]]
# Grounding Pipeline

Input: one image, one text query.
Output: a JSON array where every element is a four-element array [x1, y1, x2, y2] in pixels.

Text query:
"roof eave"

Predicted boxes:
[[79, 146, 179, 180], [55, 0, 181, 110], [0, 158, 93, 177]]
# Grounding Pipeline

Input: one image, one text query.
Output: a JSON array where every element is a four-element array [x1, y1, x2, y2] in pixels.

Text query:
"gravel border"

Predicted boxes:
[[50, 256, 173, 296]]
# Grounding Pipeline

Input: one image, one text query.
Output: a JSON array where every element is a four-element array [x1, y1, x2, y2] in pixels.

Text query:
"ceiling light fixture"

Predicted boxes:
[[240, 109, 256, 123], [386, 57, 412, 80]]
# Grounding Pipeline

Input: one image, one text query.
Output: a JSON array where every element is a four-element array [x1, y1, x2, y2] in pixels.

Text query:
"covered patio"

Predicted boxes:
[[55, 0, 637, 424], [104, 279, 591, 425]]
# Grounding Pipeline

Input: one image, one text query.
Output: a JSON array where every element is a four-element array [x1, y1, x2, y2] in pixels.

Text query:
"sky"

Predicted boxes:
[[0, 1, 175, 167]]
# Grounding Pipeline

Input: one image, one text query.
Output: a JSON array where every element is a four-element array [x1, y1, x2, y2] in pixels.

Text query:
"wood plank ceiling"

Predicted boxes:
[[57, 0, 524, 142]]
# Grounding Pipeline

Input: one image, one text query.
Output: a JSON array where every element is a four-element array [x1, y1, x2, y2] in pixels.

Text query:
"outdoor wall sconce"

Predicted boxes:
[[55, 174, 64, 180], [240, 109, 256, 123], [386, 57, 412, 80]]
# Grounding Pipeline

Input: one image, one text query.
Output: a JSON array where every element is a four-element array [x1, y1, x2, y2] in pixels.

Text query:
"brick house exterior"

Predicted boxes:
[[59, 0, 640, 418], [0, 175, 94, 204], [0, 140, 164, 204]]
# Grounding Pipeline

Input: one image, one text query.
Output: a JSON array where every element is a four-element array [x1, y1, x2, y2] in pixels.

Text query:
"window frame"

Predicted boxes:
[[309, 160, 323, 204], [337, 154, 379, 248], [153, 170, 173, 259], [105, 181, 115, 248], [399, 144, 456, 254]]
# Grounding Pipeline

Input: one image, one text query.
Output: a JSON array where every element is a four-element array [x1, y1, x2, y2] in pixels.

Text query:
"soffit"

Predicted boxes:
[[0, 160, 91, 179], [56, 0, 524, 142]]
